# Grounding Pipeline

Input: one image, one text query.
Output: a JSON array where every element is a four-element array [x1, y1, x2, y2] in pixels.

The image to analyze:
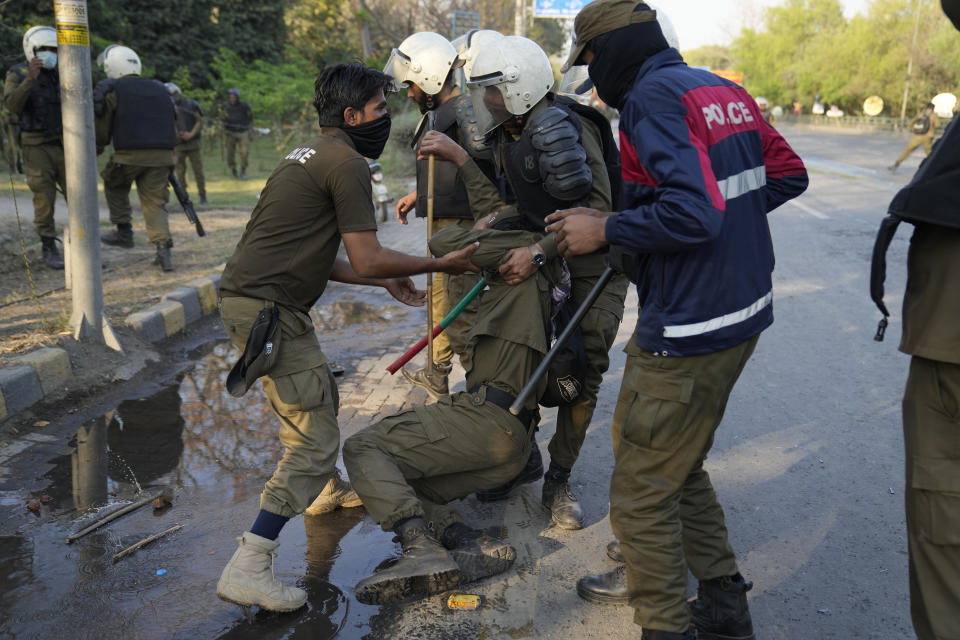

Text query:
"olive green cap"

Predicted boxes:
[[560, 0, 657, 72]]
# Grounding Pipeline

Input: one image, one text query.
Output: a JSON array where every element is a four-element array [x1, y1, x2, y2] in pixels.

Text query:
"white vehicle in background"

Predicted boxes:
[[368, 161, 392, 222]]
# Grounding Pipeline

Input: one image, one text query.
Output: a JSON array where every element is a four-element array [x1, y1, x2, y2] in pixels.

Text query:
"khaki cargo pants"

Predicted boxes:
[[903, 356, 960, 640], [610, 334, 758, 633], [174, 146, 205, 199], [225, 130, 249, 171], [22, 142, 66, 238], [101, 160, 172, 244], [342, 387, 531, 534], [220, 295, 340, 518], [896, 133, 935, 165], [430, 217, 481, 365], [549, 270, 628, 470]]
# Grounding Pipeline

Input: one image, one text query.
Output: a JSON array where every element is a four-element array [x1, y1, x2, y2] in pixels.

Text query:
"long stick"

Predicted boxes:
[[387, 278, 486, 374], [510, 266, 615, 415], [66, 492, 164, 544], [112, 524, 183, 562], [426, 154, 436, 371]]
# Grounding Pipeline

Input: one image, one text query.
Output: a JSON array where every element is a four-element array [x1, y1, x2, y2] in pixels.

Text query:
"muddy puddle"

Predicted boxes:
[[0, 285, 434, 639]]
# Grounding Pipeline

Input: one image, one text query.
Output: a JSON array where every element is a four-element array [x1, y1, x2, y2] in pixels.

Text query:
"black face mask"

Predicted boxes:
[[587, 7, 670, 110], [341, 114, 392, 159]]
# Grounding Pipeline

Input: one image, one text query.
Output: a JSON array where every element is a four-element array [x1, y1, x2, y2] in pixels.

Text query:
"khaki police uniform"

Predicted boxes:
[[610, 334, 757, 629], [221, 100, 252, 172], [343, 226, 556, 535], [3, 64, 65, 238], [173, 96, 205, 200], [896, 111, 941, 165], [94, 82, 175, 245], [459, 96, 628, 472], [414, 91, 484, 365], [219, 128, 378, 518], [899, 223, 960, 640]]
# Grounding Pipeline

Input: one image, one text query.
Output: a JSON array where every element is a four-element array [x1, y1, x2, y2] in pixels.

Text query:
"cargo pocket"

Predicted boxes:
[[617, 358, 695, 451], [376, 403, 449, 452], [912, 457, 960, 545], [267, 366, 336, 418]]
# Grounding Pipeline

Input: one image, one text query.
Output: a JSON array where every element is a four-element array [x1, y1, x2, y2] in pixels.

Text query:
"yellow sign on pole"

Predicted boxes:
[[55, 0, 90, 47]]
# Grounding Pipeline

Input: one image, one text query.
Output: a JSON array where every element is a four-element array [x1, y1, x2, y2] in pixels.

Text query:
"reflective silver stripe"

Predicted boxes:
[[715, 166, 766, 201], [663, 292, 772, 338]]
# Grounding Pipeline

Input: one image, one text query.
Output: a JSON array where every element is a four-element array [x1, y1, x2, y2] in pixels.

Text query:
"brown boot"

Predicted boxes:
[[305, 469, 362, 516], [401, 361, 451, 400], [354, 517, 460, 605]]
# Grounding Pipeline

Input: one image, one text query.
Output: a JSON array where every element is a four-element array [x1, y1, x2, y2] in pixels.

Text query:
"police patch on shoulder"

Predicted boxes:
[[285, 146, 317, 165], [557, 375, 582, 404]]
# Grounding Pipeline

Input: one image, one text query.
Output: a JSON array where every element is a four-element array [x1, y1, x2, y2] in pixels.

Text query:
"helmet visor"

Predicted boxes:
[[469, 83, 511, 136], [558, 66, 593, 97], [382, 48, 413, 93]]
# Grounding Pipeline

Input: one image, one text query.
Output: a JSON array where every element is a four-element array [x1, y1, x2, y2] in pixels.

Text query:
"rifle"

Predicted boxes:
[[168, 172, 205, 237]]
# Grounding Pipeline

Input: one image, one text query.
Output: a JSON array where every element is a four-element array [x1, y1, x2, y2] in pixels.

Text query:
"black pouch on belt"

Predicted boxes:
[[226, 306, 281, 397]]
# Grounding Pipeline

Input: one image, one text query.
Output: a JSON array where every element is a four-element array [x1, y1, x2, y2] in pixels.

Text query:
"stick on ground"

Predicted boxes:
[[66, 492, 165, 544], [112, 524, 184, 562]]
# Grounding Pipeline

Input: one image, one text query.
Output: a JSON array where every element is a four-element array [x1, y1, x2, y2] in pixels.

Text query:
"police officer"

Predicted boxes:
[[94, 45, 177, 271], [871, 4, 960, 636], [889, 102, 940, 172], [548, 2, 808, 638], [343, 225, 558, 604], [420, 35, 629, 531], [165, 82, 207, 205], [215, 63, 478, 613], [384, 30, 500, 399], [220, 88, 252, 179], [3, 26, 65, 269]]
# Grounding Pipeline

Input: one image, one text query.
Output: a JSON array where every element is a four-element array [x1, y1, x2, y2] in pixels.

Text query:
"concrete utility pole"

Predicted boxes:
[[54, 0, 121, 351], [515, 0, 526, 36], [899, 0, 924, 122]]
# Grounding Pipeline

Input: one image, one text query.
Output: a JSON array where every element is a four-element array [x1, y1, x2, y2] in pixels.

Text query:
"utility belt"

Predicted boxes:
[[468, 384, 536, 430]]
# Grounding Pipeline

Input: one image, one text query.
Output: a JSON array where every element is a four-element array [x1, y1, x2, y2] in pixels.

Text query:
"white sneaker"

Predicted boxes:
[[305, 471, 363, 516], [217, 532, 307, 611]]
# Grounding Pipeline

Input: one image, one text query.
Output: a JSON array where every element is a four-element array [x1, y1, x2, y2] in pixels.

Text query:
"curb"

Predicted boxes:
[[125, 274, 221, 343], [0, 271, 223, 423]]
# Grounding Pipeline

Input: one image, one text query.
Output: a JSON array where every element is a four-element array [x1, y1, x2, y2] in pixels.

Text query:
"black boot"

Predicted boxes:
[[231, 167, 238, 178], [440, 522, 516, 584], [576, 564, 629, 605], [240, 168, 247, 180], [541, 462, 583, 530], [354, 517, 460, 605], [41, 236, 64, 270], [641, 628, 697, 639], [689, 573, 755, 640], [475, 444, 543, 502], [154, 240, 174, 272], [199, 192, 208, 205], [101, 223, 134, 248]]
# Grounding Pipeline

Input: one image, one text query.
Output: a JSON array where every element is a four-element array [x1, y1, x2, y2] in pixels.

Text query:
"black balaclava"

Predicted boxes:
[[587, 3, 670, 110], [341, 113, 392, 158]]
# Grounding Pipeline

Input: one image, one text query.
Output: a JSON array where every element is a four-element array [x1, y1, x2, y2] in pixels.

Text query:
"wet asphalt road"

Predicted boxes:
[[0, 123, 932, 639]]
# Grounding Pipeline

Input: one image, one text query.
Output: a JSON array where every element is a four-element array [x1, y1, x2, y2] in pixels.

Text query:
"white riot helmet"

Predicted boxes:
[[649, 2, 679, 51], [451, 29, 504, 84], [23, 26, 58, 68], [383, 32, 458, 96], [468, 36, 554, 122], [101, 45, 142, 79]]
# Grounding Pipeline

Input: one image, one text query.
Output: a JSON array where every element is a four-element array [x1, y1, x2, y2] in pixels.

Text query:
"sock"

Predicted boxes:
[[249, 509, 290, 540]]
